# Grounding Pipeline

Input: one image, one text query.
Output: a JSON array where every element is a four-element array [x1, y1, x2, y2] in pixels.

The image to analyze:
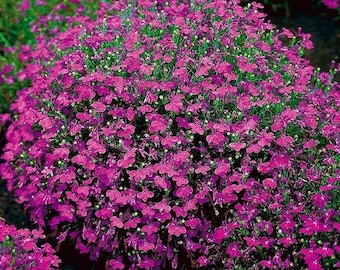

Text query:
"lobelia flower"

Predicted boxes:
[[167, 222, 187, 237]]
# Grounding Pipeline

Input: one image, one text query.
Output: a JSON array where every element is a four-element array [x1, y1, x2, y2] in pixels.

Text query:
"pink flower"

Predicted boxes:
[[137, 188, 154, 202], [256, 41, 271, 52], [281, 108, 298, 121], [18, 0, 30, 12], [173, 151, 190, 163], [185, 218, 201, 229], [106, 259, 125, 270], [189, 123, 205, 135], [0, 113, 12, 125], [71, 154, 88, 166], [117, 149, 136, 168], [175, 184, 193, 198], [110, 216, 124, 229], [303, 139, 318, 149], [263, 178, 277, 189], [142, 223, 159, 235], [214, 62, 233, 74], [323, 0, 339, 9], [276, 135, 294, 147], [168, 223, 186, 237], [154, 176, 169, 189], [207, 132, 225, 146], [214, 162, 231, 177], [172, 205, 187, 218], [176, 116, 190, 129], [153, 200, 171, 213], [212, 123, 230, 133], [172, 176, 189, 186], [278, 237, 297, 248], [117, 124, 135, 138], [195, 65, 210, 77], [226, 242, 241, 258], [213, 85, 237, 97], [138, 241, 156, 256], [311, 194, 327, 209], [260, 260, 275, 269], [237, 57, 257, 73], [138, 256, 155, 270], [149, 120, 167, 133], [91, 101, 106, 113], [39, 117, 54, 130], [87, 139, 106, 154], [195, 165, 211, 175], [75, 85, 95, 100], [140, 64, 154, 76], [269, 154, 289, 169], [186, 239, 201, 252], [280, 219, 296, 233], [222, 184, 244, 195], [197, 256, 209, 267], [76, 112, 92, 122], [279, 86, 294, 94], [124, 217, 141, 229], [237, 95, 252, 110], [315, 246, 334, 258], [126, 107, 135, 121], [229, 142, 246, 152], [56, 204, 74, 221], [213, 227, 227, 244], [271, 120, 285, 132], [244, 236, 260, 247], [246, 143, 262, 154]]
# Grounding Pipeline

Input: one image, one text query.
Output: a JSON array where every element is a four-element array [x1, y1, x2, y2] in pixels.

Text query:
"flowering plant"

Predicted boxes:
[[0, 0, 106, 116], [1, 0, 339, 269], [0, 218, 60, 269]]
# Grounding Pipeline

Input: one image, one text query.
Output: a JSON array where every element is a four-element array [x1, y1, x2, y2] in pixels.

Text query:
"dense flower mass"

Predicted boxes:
[[1, 0, 339, 269], [0, 218, 60, 269]]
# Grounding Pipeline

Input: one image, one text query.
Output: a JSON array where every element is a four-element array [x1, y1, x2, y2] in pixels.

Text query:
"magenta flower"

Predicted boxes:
[[229, 142, 246, 152], [263, 178, 277, 189], [167, 222, 187, 237], [323, 0, 340, 9], [106, 259, 125, 270], [226, 242, 242, 258], [197, 256, 209, 267], [214, 162, 231, 177], [278, 237, 297, 248]]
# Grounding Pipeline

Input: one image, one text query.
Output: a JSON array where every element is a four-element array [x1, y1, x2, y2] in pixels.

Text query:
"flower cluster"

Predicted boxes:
[[0, 218, 60, 269], [17, 0, 105, 38], [323, 0, 340, 9], [0, 0, 107, 116], [1, 0, 339, 269]]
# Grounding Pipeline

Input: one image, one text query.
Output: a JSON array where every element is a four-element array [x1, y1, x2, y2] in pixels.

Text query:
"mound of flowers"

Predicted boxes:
[[0, 218, 60, 269], [1, 0, 339, 269]]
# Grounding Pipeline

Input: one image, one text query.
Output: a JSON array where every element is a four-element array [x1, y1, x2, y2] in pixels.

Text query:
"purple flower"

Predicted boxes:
[[2, 0, 340, 268]]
